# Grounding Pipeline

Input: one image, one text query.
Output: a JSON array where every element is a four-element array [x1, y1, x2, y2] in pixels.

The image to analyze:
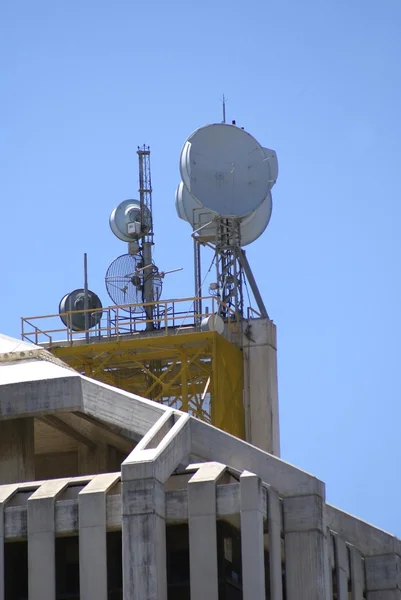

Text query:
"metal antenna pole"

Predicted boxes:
[[83, 252, 89, 342], [137, 146, 154, 330], [238, 249, 269, 319], [221, 94, 227, 124], [194, 237, 202, 326]]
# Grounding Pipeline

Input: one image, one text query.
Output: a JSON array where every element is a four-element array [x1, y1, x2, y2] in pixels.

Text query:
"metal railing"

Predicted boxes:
[[21, 296, 242, 347]]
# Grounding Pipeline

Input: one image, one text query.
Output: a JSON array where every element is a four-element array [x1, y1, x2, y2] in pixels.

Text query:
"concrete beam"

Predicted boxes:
[[327, 504, 401, 556], [0, 374, 82, 420], [3, 483, 245, 539], [190, 418, 325, 497], [38, 415, 95, 448], [81, 377, 168, 438], [61, 412, 133, 454], [122, 413, 191, 484], [74, 411, 137, 444]]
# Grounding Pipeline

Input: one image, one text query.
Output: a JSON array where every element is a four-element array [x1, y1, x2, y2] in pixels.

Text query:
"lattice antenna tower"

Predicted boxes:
[[176, 119, 279, 322]]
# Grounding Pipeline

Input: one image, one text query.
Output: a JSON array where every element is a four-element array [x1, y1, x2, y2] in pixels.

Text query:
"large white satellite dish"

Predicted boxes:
[[179, 123, 277, 218]]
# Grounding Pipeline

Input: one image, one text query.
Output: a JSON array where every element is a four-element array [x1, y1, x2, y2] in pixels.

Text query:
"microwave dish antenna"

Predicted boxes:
[[105, 253, 162, 311], [175, 181, 272, 247], [176, 120, 278, 322], [109, 199, 152, 243], [59, 289, 103, 332], [179, 123, 277, 218]]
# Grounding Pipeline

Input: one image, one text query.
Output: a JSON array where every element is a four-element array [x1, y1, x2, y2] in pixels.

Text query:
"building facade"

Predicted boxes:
[[0, 332, 400, 600]]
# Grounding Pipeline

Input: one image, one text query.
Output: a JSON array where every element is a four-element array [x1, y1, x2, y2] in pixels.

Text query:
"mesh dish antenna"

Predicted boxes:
[[175, 182, 272, 246], [59, 289, 103, 332], [105, 253, 162, 312], [179, 123, 278, 218], [109, 199, 151, 242]]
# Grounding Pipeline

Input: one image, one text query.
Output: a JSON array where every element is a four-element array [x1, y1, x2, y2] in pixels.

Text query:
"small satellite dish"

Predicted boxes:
[[59, 289, 103, 332], [105, 253, 162, 311], [175, 182, 272, 246], [109, 199, 152, 242], [179, 123, 277, 218]]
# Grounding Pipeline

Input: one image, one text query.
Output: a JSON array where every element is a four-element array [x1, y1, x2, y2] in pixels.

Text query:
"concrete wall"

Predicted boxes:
[[0, 418, 35, 484], [243, 318, 280, 456]]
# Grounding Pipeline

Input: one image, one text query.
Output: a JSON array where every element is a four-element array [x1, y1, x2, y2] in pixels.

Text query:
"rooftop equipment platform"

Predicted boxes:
[[21, 296, 247, 439]]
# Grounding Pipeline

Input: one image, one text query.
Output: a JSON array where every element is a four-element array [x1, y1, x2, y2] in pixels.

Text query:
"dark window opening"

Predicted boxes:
[[5, 540, 28, 600], [167, 524, 190, 600], [217, 521, 242, 600], [107, 531, 123, 600], [56, 536, 80, 600]]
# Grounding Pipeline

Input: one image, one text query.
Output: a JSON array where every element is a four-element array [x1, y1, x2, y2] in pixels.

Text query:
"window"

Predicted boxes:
[[5, 541, 28, 600]]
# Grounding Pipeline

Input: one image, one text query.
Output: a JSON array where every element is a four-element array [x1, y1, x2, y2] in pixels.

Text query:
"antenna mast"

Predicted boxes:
[[137, 145, 155, 330]]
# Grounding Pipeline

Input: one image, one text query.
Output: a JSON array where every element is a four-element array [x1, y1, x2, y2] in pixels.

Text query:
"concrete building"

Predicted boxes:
[[1, 329, 400, 600]]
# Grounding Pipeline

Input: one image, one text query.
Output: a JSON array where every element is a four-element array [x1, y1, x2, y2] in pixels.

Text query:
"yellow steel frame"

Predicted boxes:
[[21, 296, 245, 439], [49, 330, 244, 439]]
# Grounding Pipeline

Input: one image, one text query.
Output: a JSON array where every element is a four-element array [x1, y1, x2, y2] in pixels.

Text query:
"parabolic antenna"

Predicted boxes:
[[175, 182, 272, 246], [179, 123, 278, 218], [109, 199, 152, 243], [59, 289, 103, 332], [105, 253, 162, 312]]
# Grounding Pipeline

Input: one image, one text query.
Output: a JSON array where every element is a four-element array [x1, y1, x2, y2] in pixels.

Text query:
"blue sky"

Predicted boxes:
[[2, 0, 401, 535]]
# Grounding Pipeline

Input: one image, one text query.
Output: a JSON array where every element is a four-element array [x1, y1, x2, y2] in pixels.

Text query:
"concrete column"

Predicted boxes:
[[365, 554, 401, 599], [240, 472, 266, 600], [349, 546, 364, 600], [0, 484, 18, 600], [78, 473, 120, 600], [122, 473, 167, 600], [283, 494, 331, 600], [267, 486, 283, 600], [78, 443, 108, 475], [243, 318, 280, 456], [0, 419, 34, 484], [334, 533, 349, 599], [188, 463, 226, 600], [121, 411, 191, 600], [27, 479, 69, 600]]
